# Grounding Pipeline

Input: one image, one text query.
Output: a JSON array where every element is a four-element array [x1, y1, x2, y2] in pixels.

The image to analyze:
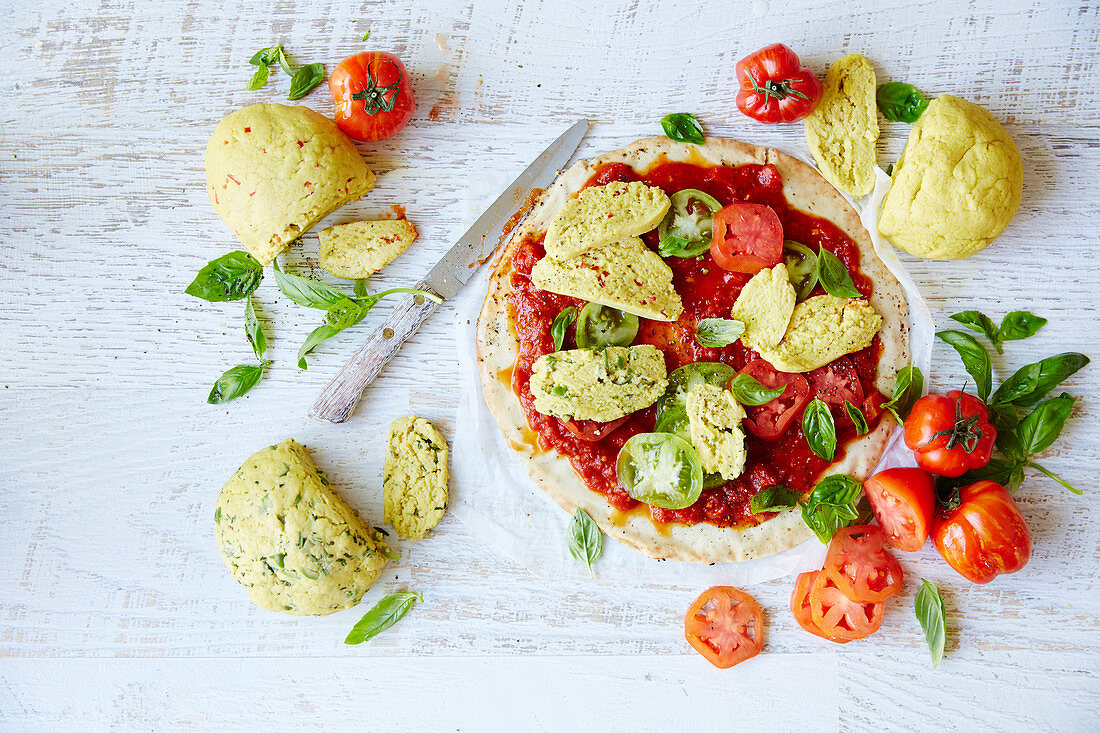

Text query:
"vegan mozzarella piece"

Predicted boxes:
[[804, 54, 879, 197], [686, 384, 748, 481], [761, 295, 883, 373], [529, 345, 668, 422], [730, 263, 797, 352], [383, 416, 449, 541], [543, 181, 670, 260], [319, 219, 418, 278]]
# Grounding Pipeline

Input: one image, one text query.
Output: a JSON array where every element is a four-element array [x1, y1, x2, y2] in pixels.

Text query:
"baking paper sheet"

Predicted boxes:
[[450, 164, 932, 585]]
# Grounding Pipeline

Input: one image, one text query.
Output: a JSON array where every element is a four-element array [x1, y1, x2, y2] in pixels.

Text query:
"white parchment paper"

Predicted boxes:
[[450, 164, 932, 585]]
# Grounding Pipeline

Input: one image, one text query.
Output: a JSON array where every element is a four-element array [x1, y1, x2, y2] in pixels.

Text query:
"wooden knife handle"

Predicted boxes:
[[308, 280, 442, 423]]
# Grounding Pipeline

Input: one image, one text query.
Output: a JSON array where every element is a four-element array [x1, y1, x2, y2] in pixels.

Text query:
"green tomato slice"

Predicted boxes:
[[783, 240, 819, 301], [575, 302, 640, 349], [654, 361, 737, 419], [658, 188, 722, 258], [616, 432, 704, 510], [654, 406, 692, 443]]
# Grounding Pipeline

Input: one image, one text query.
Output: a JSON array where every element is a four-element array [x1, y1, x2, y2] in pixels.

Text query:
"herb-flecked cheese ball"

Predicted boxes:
[[383, 417, 449, 541], [205, 104, 376, 264], [214, 438, 390, 615]]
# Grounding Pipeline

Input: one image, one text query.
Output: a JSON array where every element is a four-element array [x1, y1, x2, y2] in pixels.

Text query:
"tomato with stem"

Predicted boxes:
[[329, 51, 415, 142], [904, 390, 996, 477], [735, 43, 823, 123], [933, 480, 1031, 584]]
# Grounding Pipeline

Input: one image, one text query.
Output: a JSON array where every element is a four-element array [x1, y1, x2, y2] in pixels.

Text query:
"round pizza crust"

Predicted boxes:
[[475, 136, 910, 564]]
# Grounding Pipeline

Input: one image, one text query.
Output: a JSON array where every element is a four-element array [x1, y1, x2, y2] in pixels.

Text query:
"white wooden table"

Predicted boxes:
[[2, 0, 1098, 730]]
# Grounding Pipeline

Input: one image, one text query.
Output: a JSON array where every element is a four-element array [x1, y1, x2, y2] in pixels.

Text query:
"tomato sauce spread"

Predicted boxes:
[[508, 160, 885, 528]]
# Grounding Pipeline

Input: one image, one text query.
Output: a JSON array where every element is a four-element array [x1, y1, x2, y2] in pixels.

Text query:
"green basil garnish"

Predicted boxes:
[[186, 251, 264, 302], [208, 363, 267, 404], [883, 364, 924, 424], [325, 297, 371, 330], [247, 44, 294, 89], [272, 259, 346, 309], [567, 508, 603, 575], [288, 62, 325, 100], [914, 579, 946, 668], [1016, 393, 1075, 456], [660, 113, 705, 145], [816, 247, 862, 299], [729, 373, 786, 406], [845, 400, 869, 435], [750, 485, 801, 514], [950, 309, 1047, 354], [551, 306, 578, 352], [353, 279, 369, 298], [990, 352, 1089, 407], [695, 318, 745, 348], [362, 30, 371, 41], [876, 82, 930, 123], [802, 398, 836, 461], [246, 63, 270, 91], [936, 330, 993, 401], [297, 325, 341, 369], [949, 310, 1000, 351], [344, 591, 423, 645], [799, 474, 861, 543], [244, 297, 267, 361]]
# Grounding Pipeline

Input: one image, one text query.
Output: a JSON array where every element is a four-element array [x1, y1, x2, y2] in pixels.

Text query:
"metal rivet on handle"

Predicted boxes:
[[382, 328, 395, 339], [414, 294, 425, 305]]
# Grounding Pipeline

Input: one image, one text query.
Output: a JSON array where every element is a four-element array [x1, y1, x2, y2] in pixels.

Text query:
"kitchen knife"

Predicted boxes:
[[308, 118, 590, 423]]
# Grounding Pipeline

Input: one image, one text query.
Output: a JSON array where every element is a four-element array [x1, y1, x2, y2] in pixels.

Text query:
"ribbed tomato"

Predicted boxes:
[[329, 51, 415, 142], [933, 480, 1031, 584]]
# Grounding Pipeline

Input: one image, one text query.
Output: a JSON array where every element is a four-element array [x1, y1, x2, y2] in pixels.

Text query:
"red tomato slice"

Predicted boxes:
[[710, 203, 784, 274], [863, 468, 936, 552], [560, 417, 628, 442], [790, 571, 849, 644], [808, 571, 885, 641], [807, 357, 865, 408], [821, 525, 904, 603], [684, 586, 765, 669], [737, 359, 811, 439]]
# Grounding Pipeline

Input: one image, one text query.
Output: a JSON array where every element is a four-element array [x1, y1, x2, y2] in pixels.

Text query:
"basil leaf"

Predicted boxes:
[[567, 508, 602, 575], [987, 402, 1020, 432], [1027, 460, 1083, 495], [244, 297, 267, 361], [885, 163, 895, 176], [276, 46, 294, 76], [799, 474, 861, 543], [1017, 393, 1075, 456], [845, 400, 869, 435], [353, 279, 369, 298], [362, 30, 371, 41], [660, 113, 705, 145], [272, 260, 346, 309], [695, 318, 745, 348], [941, 457, 1025, 495], [325, 297, 371, 330], [249, 45, 283, 66], [802, 398, 836, 460], [914, 579, 946, 668], [185, 251, 263, 302], [297, 324, 341, 369], [998, 310, 1047, 343], [344, 591, 423, 645], [287, 62, 325, 100], [729, 374, 786, 406], [551, 306, 578, 352], [936, 330, 992, 401], [990, 352, 1089, 407], [245, 63, 270, 91], [882, 365, 924, 424], [207, 364, 266, 404], [658, 235, 690, 258], [950, 310, 1001, 353], [876, 82, 929, 123], [750, 485, 801, 514], [995, 428, 1026, 464], [816, 247, 862, 299]]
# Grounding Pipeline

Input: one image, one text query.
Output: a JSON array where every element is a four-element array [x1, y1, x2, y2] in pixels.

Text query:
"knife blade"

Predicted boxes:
[[308, 118, 590, 423]]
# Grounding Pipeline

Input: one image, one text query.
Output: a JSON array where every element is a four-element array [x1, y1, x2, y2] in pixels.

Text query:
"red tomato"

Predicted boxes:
[[790, 571, 848, 644], [684, 586, 765, 669], [822, 525, 904, 603], [737, 360, 811, 439], [710, 203, 784, 274], [807, 357, 865, 426], [933, 481, 1031, 584], [561, 417, 628, 442], [735, 43, 823, 124], [329, 52, 415, 142], [808, 571, 885, 642], [904, 391, 996, 478], [863, 468, 936, 552]]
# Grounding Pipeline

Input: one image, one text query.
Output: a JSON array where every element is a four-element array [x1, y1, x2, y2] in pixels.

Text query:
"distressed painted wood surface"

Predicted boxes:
[[1, 0, 1099, 730]]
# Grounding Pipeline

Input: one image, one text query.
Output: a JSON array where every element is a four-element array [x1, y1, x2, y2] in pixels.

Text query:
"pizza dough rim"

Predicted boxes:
[[476, 136, 909, 564]]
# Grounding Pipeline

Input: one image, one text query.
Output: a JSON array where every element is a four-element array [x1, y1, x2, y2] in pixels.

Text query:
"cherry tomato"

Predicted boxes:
[[735, 43, 823, 124], [933, 481, 1031, 584], [904, 390, 996, 478], [329, 52, 415, 142], [863, 468, 936, 552], [737, 360, 811, 439], [790, 571, 849, 644], [710, 203, 784, 274], [821, 525, 904, 603], [561, 416, 628, 442], [684, 586, 765, 669], [808, 570, 885, 642]]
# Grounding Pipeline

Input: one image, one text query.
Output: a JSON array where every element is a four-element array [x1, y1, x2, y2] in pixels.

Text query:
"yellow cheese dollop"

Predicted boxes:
[[544, 181, 670, 259], [383, 416, 449, 541], [804, 54, 880, 197], [730, 263, 797, 352], [761, 295, 882, 373], [685, 383, 747, 481], [319, 220, 418, 278], [529, 345, 668, 422]]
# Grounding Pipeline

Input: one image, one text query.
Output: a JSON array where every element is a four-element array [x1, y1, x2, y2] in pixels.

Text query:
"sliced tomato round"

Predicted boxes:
[[821, 525, 904, 603], [863, 467, 936, 552], [561, 416, 629, 442], [807, 357, 865, 408], [737, 359, 811, 439], [808, 570, 885, 641], [790, 571, 849, 644], [684, 586, 765, 669], [710, 203, 784, 274]]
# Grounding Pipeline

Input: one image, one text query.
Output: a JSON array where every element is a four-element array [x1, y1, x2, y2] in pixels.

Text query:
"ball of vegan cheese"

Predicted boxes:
[[205, 104, 376, 264], [878, 94, 1022, 260], [214, 438, 390, 615]]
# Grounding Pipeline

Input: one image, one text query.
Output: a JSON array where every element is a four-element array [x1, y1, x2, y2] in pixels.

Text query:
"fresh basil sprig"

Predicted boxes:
[[186, 251, 264, 302], [247, 44, 294, 90], [816, 247, 862, 299], [914, 579, 946, 668], [950, 309, 1046, 354], [660, 113, 705, 145], [567, 508, 603, 575], [802, 398, 837, 461], [550, 306, 578, 352], [695, 318, 745, 348], [272, 260, 347, 309], [1017, 392, 1075, 456], [750, 485, 801, 514], [344, 591, 423, 645], [729, 374, 786, 406], [883, 365, 924, 424], [799, 474, 861, 543], [990, 352, 1089, 407], [288, 62, 326, 100], [845, 400, 869, 435], [876, 82, 930, 123], [208, 363, 267, 404], [936, 330, 992, 401], [244, 297, 267, 361]]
